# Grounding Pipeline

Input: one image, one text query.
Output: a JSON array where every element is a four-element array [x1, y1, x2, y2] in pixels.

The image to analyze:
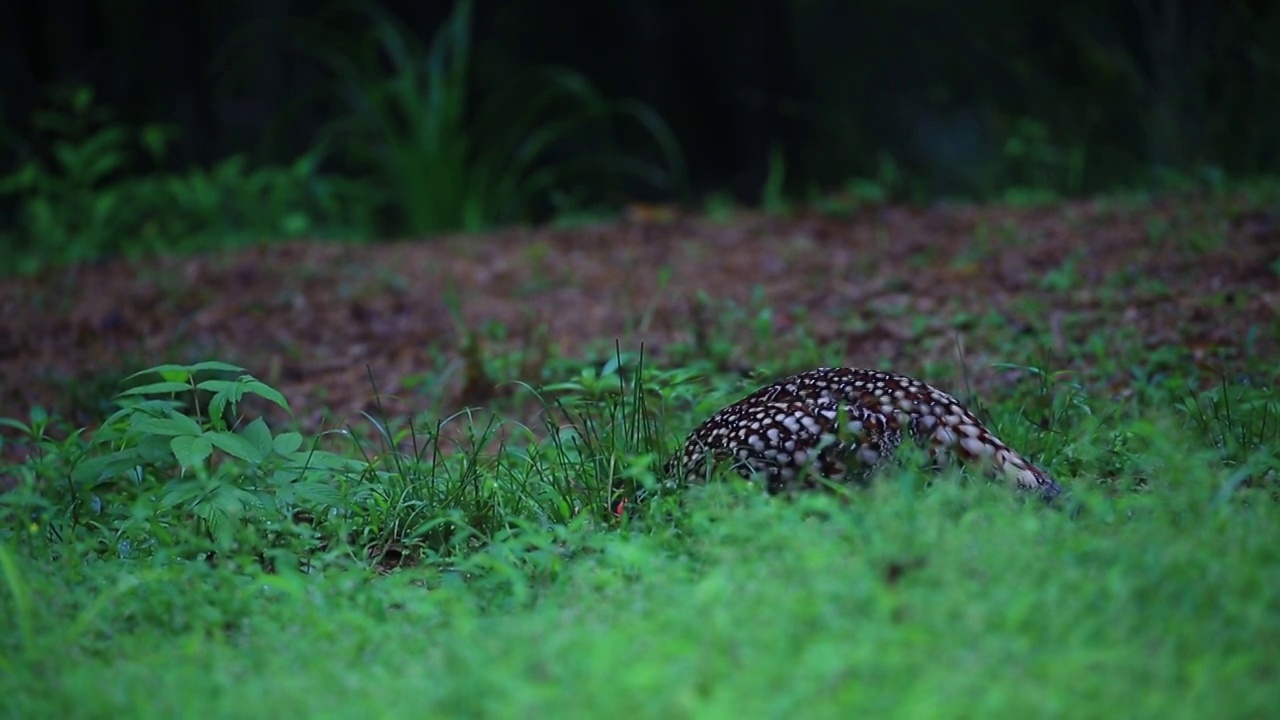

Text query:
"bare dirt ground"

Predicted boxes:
[[2, 194, 1277, 435]]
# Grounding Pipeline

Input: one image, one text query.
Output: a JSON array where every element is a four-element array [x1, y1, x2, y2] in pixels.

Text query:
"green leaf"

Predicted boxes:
[[170, 435, 213, 469], [129, 412, 203, 437], [205, 431, 265, 464], [207, 392, 229, 431], [0, 418, 33, 435], [101, 399, 180, 429], [118, 381, 193, 397], [0, 545, 34, 652], [187, 360, 247, 374], [71, 451, 147, 487], [196, 379, 245, 397], [273, 478, 345, 507], [159, 478, 215, 510], [241, 379, 291, 413], [242, 417, 274, 459], [124, 364, 195, 383], [273, 431, 303, 456], [198, 378, 246, 428]]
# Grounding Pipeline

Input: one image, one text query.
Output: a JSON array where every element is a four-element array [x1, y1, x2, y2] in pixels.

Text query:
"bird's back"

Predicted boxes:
[[671, 367, 1061, 498]]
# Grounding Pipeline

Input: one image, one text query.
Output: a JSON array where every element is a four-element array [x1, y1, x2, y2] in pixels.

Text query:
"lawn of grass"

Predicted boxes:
[[3, 468, 1277, 718], [2, 185, 1279, 718]]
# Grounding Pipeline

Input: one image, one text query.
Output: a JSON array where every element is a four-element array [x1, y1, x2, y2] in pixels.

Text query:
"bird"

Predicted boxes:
[[666, 367, 1062, 499]]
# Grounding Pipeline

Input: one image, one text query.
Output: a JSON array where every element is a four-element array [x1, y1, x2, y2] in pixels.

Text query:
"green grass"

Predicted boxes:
[[2, 473, 1277, 717], [2, 342, 1279, 717]]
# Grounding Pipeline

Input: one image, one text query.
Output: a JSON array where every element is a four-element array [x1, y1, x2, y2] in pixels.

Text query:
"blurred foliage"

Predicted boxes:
[[0, 1, 688, 271], [788, 0, 1280, 196], [0, 86, 376, 274], [306, 0, 687, 235], [1, 0, 1278, 268]]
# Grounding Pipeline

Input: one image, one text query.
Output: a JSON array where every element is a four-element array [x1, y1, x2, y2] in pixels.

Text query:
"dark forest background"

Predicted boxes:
[[2, 0, 1278, 268]]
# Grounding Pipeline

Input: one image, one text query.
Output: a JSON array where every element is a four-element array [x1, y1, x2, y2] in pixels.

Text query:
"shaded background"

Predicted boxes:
[[2, 0, 1278, 211]]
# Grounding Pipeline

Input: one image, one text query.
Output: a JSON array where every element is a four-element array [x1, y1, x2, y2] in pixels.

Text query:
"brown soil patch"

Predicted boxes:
[[2, 194, 1278, 434]]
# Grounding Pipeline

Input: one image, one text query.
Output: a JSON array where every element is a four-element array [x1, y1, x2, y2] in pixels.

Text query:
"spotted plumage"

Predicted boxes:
[[668, 367, 1061, 498]]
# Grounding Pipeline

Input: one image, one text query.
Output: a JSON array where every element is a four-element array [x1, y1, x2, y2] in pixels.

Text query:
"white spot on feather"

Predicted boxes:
[[960, 436, 992, 457]]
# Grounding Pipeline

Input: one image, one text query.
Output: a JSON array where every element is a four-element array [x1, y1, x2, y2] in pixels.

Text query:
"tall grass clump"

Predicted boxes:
[[309, 0, 688, 235], [0, 353, 682, 576]]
